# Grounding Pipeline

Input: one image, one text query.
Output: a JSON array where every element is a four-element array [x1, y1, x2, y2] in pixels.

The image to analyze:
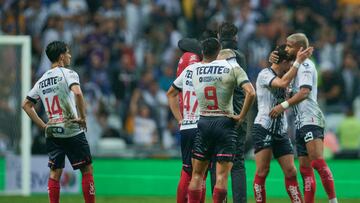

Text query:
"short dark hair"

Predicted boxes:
[[200, 29, 218, 41], [218, 22, 238, 39], [274, 44, 289, 64], [201, 37, 221, 58], [45, 41, 68, 62]]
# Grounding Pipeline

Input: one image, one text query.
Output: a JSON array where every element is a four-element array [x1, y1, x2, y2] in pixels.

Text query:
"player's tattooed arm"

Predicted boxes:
[[270, 47, 314, 89], [269, 87, 310, 118]]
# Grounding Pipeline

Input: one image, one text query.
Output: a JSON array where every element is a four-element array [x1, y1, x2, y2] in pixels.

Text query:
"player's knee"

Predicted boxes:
[[216, 173, 229, 187], [284, 166, 297, 178], [49, 169, 63, 181], [80, 164, 93, 175], [256, 166, 270, 177], [308, 153, 323, 161]]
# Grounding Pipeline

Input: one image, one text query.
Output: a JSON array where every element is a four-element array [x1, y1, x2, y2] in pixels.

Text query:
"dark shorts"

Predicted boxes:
[[180, 128, 198, 173], [46, 132, 92, 170], [192, 116, 237, 162], [296, 125, 324, 157], [252, 124, 293, 159]]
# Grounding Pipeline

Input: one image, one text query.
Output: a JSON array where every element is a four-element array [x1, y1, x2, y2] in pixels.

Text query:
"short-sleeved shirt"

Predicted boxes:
[[191, 59, 250, 116], [290, 59, 325, 129], [173, 64, 200, 130], [27, 67, 84, 138], [254, 68, 287, 135]]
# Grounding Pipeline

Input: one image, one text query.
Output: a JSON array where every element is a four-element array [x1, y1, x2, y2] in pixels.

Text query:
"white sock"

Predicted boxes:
[[329, 198, 338, 203]]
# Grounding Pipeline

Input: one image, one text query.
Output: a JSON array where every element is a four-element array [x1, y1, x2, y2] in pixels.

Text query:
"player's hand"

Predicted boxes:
[[295, 46, 314, 63], [269, 104, 285, 118], [71, 118, 87, 132], [44, 124, 53, 138], [227, 114, 245, 123], [269, 51, 279, 64]]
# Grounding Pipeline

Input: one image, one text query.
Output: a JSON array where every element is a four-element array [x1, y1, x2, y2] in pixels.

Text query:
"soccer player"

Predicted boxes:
[[188, 38, 255, 203], [168, 38, 205, 203], [270, 33, 338, 203], [176, 38, 202, 117], [210, 22, 249, 203], [22, 41, 95, 203], [253, 44, 313, 203]]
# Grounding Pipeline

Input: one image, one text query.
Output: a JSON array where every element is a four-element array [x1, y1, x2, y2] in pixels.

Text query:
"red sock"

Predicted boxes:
[[311, 159, 336, 199], [200, 174, 207, 203], [285, 176, 303, 203], [82, 173, 95, 203], [48, 178, 60, 203], [177, 169, 191, 203], [253, 174, 266, 203], [213, 187, 227, 203], [188, 189, 202, 203], [300, 166, 316, 203]]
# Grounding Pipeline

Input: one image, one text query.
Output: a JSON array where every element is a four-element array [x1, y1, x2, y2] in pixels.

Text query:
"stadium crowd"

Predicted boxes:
[[0, 0, 359, 157]]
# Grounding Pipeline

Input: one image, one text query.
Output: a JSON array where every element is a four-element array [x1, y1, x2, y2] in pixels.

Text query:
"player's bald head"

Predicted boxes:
[[217, 49, 235, 60], [287, 33, 309, 49]]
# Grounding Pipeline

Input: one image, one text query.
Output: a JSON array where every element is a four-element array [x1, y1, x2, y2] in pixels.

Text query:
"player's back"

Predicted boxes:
[[176, 64, 200, 130], [30, 67, 83, 137], [192, 59, 248, 116]]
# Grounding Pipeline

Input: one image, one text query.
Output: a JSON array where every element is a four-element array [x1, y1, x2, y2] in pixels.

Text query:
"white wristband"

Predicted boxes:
[[280, 101, 290, 109], [293, 61, 301, 69]]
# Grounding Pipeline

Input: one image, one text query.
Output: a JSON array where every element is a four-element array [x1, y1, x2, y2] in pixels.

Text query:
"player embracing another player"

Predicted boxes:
[[252, 43, 313, 203], [270, 33, 338, 203]]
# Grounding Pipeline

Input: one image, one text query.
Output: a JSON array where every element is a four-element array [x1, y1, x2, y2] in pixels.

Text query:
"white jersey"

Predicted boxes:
[[173, 64, 199, 130], [290, 59, 325, 129], [254, 68, 288, 134], [191, 59, 249, 116], [27, 67, 83, 138]]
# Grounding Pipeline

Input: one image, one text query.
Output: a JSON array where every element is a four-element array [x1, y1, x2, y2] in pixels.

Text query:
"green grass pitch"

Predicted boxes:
[[0, 196, 358, 203]]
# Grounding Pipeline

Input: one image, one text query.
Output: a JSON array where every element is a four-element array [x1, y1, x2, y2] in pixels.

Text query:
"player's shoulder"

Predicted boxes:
[[259, 67, 272, 76], [300, 59, 316, 71], [61, 67, 78, 74]]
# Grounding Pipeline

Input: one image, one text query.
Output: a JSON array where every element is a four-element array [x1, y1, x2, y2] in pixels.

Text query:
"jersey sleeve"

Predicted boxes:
[[258, 70, 275, 88], [232, 62, 250, 86], [172, 69, 185, 91], [65, 70, 80, 88], [297, 63, 314, 90], [26, 84, 40, 104]]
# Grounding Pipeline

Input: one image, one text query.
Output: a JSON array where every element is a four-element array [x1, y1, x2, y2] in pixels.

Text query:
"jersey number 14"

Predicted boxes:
[[45, 95, 63, 118]]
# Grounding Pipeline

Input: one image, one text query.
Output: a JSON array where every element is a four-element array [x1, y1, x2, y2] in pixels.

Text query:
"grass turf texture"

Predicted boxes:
[[0, 196, 358, 203]]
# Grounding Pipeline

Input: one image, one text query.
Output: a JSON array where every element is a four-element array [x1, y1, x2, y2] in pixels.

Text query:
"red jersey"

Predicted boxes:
[[176, 52, 201, 116]]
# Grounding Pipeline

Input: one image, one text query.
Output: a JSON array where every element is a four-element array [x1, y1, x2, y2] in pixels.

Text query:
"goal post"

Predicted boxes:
[[0, 36, 31, 196]]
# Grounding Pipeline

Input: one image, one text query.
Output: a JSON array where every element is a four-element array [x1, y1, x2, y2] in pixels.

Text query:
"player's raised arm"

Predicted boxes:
[[270, 46, 313, 89]]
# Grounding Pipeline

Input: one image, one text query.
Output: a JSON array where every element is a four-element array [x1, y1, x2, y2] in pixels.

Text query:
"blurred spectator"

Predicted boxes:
[[318, 26, 344, 70], [319, 61, 345, 112], [336, 107, 360, 158], [128, 89, 158, 147], [341, 52, 359, 106]]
